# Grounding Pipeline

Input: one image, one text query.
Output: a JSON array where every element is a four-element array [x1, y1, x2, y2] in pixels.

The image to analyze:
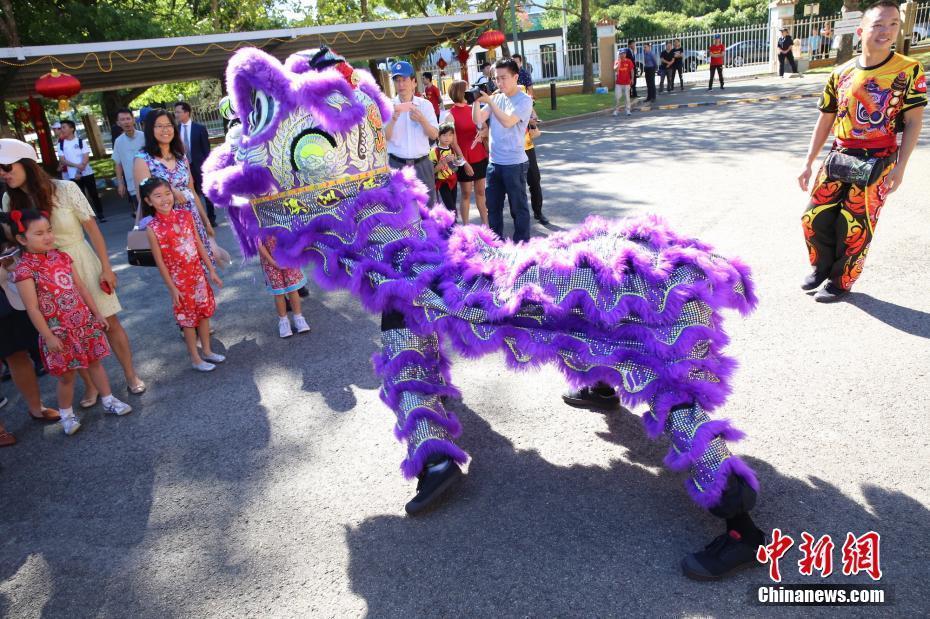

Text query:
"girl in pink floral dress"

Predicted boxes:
[[257, 234, 310, 338], [13, 210, 132, 435], [141, 178, 225, 372]]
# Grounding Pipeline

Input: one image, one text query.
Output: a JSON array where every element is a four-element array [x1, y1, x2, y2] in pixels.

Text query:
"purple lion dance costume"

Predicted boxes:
[[205, 47, 766, 579]]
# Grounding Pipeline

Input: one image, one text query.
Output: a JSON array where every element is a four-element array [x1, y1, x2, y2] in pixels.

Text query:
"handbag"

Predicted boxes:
[[208, 237, 232, 269], [823, 150, 891, 186], [126, 228, 156, 267]]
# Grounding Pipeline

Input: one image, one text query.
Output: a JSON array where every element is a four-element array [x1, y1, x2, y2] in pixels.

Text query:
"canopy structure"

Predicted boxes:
[[0, 13, 495, 100]]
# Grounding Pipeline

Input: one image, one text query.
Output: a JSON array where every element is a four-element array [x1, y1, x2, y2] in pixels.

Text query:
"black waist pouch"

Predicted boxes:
[[823, 150, 894, 186]]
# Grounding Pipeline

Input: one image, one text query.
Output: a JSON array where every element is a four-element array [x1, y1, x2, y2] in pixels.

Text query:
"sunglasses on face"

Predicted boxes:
[[0, 164, 13, 173]]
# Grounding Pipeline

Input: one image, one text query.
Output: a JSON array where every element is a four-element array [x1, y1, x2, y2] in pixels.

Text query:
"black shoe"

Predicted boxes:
[[561, 386, 619, 411], [800, 270, 828, 291], [404, 460, 463, 516], [814, 283, 850, 303], [536, 215, 550, 225], [682, 529, 765, 581]]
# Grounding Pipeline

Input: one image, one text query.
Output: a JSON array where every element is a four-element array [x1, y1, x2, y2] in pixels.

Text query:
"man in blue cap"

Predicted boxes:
[[384, 60, 440, 207]]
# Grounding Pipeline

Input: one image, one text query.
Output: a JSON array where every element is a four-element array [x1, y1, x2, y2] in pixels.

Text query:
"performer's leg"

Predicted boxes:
[[376, 311, 466, 514], [647, 398, 763, 580], [801, 170, 848, 290], [818, 163, 893, 300]]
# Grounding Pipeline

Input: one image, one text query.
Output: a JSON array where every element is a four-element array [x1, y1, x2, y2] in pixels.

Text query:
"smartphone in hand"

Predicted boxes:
[[100, 280, 112, 295]]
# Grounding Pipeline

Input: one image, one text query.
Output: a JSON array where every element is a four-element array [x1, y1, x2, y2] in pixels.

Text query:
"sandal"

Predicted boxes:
[[128, 380, 147, 395], [29, 407, 61, 422], [0, 429, 17, 447], [80, 394, 99, 409]]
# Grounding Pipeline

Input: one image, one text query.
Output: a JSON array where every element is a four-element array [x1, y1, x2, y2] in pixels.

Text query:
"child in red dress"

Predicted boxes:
[[12, 210, 132, 435], [142, 178, 225, 372], [257, 235, 310, 338]]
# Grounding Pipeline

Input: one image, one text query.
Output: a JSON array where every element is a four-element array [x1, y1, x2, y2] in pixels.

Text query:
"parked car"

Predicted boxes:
[[725, 40, 769, 67], [629, 47, 705, 77]]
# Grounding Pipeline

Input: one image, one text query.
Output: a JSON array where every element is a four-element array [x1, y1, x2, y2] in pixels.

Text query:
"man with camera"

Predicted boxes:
[[472, 58, 534, 243], [385, 61, 440, 207]]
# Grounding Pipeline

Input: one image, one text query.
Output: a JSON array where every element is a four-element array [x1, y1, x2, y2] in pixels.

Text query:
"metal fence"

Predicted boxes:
[[95, 105, 226, 153], [624, 21, 773, 87]]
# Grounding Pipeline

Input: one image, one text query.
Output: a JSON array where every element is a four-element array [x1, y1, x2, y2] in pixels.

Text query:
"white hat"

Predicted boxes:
[[50, 121, 62, 129], [0, 139, 38, 164]]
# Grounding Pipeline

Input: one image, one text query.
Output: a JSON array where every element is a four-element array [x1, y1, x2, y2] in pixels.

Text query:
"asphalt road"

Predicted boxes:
[[1, 81, 928, 618]]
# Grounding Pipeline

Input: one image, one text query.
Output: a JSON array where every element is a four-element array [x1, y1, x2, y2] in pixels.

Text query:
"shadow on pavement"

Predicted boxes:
[[847, 292, 930, 339], [0, 337, 274, 617], [345, 402, 929, 615]]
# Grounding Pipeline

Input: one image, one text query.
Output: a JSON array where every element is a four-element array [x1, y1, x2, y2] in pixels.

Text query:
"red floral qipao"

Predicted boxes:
[[13, 250, 110, 376], [148, 208, 216, 328]]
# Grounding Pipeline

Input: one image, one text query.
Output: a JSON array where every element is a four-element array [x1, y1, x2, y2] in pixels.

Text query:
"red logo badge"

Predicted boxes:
[[915, 74, 927, 93]]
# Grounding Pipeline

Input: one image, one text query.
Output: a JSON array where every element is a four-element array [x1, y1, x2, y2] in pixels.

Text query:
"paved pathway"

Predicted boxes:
[[1, 81, 928, 617]]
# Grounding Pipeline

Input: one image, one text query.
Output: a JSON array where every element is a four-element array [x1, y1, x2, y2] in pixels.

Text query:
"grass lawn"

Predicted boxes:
[[92, 158, 115, 180], [536, 92, 616, 122]]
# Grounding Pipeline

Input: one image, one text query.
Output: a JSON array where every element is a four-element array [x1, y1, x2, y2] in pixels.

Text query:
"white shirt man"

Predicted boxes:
[[56, 119, 105, 220], [384, 60, 439, 206], [58, 129, 92, 180], [111, 109, 145, 209]]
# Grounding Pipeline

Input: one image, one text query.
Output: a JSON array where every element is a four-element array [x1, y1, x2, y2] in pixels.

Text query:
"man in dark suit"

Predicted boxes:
[[174, 101, 216, 226]]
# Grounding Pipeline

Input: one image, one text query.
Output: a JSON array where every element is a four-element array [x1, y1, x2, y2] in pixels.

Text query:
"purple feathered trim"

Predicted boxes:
[[663, 418, 746, 471], [400, 439, 469, 479], [687, 455, 760, 511], [391, 408, 463, 442]]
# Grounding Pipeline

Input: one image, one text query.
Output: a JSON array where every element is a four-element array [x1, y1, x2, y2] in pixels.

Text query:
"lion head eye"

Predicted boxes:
[[290, 128, 337, 173], [248, 89, 276, 136]]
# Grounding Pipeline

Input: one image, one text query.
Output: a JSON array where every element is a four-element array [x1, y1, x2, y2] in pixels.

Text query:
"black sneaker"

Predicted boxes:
[[561, 386, 620, 411], [814, 283, 850, 303], [536, 215, 551, 225], [801, 270, 828, 291], [404, 460, 463, 516], [681, 529, 764, 581]]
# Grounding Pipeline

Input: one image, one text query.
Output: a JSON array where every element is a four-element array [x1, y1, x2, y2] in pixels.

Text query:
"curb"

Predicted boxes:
[[637, 91, 821, 112], [543, 90, 822, 128]]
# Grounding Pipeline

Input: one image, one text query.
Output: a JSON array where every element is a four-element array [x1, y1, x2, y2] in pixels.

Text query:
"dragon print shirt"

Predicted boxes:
[[818, 52, 927, 147]]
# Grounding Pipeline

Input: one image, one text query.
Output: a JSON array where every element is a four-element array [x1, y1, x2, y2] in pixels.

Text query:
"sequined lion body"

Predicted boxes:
[[204, 47, 760, 511]]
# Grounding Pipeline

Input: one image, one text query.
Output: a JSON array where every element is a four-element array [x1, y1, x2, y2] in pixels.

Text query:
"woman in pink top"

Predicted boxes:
[[447, 80, 488, 226]]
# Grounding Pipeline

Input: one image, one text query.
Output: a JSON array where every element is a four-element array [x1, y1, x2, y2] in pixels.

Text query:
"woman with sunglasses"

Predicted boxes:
[[133, 109, 216, 266], [0, 139, 146, 404]]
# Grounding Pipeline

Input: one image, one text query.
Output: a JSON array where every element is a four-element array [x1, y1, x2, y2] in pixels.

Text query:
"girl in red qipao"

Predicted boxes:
[[142, 178, 225, 372], [12, 210, 132, 436]]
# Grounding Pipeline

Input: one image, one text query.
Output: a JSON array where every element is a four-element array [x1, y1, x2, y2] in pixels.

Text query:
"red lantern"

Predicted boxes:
[[436, 58, 448, 70], [477, 30, 506, 50], [35, 68, 82, 113]]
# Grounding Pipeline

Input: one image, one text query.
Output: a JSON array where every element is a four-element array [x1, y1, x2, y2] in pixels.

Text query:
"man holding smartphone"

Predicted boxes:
[[473, 58, 534, 242], [385, 61, 440, 207]]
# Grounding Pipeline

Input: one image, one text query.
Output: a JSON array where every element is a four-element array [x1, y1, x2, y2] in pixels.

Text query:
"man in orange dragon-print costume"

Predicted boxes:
[[797, 0, 926, 302]]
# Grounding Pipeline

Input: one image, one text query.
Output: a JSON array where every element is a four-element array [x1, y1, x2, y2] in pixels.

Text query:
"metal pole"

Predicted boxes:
[[510, 0, 519, 58], [550, 80, 556, 110]]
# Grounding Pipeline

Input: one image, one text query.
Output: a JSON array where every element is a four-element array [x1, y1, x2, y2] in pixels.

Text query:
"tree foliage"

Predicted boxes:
[[1, 0, 293, 47]]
